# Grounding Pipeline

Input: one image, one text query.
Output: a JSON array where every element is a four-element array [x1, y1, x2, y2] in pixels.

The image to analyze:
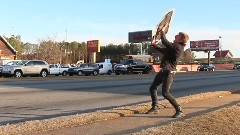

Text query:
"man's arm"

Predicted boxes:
[[151, 36, 166, 53], [161, 32, 172, 46], [160, 23, 174, 48], [153, 45, 166, 53]]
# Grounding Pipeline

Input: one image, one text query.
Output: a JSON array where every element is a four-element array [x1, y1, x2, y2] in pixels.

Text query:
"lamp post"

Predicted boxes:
[[219, 36, 222, 63]]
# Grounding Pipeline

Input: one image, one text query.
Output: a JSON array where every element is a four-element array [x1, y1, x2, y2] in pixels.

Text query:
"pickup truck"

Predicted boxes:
[[114, 59, 153, 75], [49, 64, 70, 76]]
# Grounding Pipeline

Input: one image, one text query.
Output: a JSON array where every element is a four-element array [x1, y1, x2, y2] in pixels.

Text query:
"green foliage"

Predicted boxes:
[[4, 35, 24, 59], [181, 49, 195, 64]]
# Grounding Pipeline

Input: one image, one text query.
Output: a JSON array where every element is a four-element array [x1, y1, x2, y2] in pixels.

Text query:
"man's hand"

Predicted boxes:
[[151, 36, 161, 47], [151, 36, 158, 46], [161, 22, 169, 34]]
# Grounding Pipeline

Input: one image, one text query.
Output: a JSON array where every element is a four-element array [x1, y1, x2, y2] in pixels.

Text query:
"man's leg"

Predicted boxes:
[[146, 71, 163, 114], [162, 71, 185, 118]]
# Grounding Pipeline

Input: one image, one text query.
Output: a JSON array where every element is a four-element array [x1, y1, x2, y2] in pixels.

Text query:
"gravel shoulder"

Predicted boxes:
[[0, 89, 239, 135]]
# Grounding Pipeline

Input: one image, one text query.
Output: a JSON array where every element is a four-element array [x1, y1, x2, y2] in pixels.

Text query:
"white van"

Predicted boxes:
[[97, 62, 112, 75]]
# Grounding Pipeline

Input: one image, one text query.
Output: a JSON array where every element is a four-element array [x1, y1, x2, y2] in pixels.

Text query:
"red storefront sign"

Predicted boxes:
[[87, 40, 100, 52]]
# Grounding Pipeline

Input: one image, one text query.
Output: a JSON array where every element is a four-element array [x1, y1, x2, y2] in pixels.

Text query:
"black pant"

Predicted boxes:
[[149, 70, 180, 111]]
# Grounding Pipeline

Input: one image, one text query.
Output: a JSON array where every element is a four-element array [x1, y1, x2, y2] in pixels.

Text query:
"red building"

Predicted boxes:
[[213, 50, 233, 60], [0, 35, 18, 62]]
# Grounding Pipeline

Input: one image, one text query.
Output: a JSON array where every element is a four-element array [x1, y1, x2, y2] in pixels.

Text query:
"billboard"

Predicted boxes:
[[87, 40, 100, 52], [128, 30, 152, 43], [190, 40, 219, 51]]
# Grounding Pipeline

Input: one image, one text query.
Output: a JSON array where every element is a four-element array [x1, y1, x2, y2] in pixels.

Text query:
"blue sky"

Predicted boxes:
[[1, 0, 240, 58]]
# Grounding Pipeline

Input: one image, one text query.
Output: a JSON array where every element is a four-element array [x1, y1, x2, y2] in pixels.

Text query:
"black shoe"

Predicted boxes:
[[146, 106, 160, 114], [172, 111, 185, 118]]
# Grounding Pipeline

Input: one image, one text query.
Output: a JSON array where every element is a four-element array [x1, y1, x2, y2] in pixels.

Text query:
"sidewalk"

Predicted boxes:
[[33, 91, 240, 135]]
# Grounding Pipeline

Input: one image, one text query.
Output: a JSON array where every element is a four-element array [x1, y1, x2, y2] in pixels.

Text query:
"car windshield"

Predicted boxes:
[[234, 64, 240, 66], [199, 63, 214, 67], [16, 60, 28, 65], [5, 61, 19, 65], [60, 64, 70, 68], [199, 64, 207, 67], [76, 64, 86, 67], [120, 60, 133, 65], [89, 64, 98, 67]]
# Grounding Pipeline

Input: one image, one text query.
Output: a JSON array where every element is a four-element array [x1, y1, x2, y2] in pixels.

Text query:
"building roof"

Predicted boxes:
[[0, 35, 17, 53], [213, 50, 233, 57], [0, 35, 18, 60]]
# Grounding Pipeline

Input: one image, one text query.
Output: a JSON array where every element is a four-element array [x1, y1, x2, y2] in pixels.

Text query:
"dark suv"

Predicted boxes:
[[233, 63, 240, 70], [114, 59, 152, 75], [68, 63, 100, 76], [197, 63, 215, 71]]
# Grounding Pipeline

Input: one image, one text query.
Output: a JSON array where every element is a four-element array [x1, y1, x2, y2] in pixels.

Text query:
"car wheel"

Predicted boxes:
[[107, 70, 112, 75], [62, 71, 67, 76], [212, 68, 215, 71], [127, 69, 133, 74], [77, 71, 83, 76], [40, 70, 48, 77], [115, 71, 121, 75], [14, 70, 23, 78], [143, 68, 150, 74], [93, 71, 98, 76]]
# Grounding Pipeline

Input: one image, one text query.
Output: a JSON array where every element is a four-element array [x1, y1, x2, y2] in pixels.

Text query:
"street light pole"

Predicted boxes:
[[219, 36, 222, 63]]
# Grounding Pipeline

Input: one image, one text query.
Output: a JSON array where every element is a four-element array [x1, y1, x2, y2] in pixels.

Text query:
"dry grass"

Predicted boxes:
[[0, 90, 237, 135], [129, 103, 240, 135]]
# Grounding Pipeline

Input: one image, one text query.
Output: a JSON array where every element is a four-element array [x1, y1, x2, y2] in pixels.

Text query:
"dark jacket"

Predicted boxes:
[[153, 33, 185, 71]]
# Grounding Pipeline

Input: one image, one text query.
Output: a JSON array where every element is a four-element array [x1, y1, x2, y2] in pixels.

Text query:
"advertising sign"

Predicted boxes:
[[87, 40, 100, 52], [153, 9, 174, 42], [190, 40, 219, 51], [128, 30, 152, 43]]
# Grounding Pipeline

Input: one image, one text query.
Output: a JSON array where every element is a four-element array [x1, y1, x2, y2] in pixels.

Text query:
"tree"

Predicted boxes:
[[37, 37, 61, 64], [70, 41, 79, 62], [4, 35, 24, 59], [21, 42, 39, 60], [181, 49, 195, 64], [78, 42, 87, 63]]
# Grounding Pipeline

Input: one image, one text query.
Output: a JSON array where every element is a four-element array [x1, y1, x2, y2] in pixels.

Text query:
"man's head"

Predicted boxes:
[[174, 32, 189, 45]]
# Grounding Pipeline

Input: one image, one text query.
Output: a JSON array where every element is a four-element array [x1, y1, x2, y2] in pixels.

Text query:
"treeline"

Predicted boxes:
[[4, 35, 195, 64]]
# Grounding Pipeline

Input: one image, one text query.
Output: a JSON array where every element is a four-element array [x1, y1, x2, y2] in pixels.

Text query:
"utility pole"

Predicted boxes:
[[219, 36, 222, 63], [65, 27, 68, 42], [65, 28, 68, 63]]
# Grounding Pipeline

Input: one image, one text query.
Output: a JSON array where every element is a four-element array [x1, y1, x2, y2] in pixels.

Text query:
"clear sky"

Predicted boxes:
[[1, 0, 240, 58]]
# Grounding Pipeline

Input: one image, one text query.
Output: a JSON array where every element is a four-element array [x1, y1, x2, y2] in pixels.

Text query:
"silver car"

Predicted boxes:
[[2, 60, 50, 78]]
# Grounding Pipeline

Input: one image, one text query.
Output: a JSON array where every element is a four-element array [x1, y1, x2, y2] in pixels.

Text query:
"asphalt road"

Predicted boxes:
[[0, 71, 240, 125]]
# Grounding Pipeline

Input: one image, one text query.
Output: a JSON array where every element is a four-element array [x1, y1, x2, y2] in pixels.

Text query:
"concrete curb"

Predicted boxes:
[[0, 89, 239, 135]]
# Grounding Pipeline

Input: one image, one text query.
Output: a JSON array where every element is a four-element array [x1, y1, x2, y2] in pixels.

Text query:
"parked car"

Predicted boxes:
[[96, 62, 112, 75], [49, 64, 70, 76], [0, 60, 22, 77], [0, 66, 2, 77], [197, 63, 215, 71], [68, 63, 100, 76], [233, 63, 240, 70], [114, 59, 152, 75], [1, 60, 50, 78]]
